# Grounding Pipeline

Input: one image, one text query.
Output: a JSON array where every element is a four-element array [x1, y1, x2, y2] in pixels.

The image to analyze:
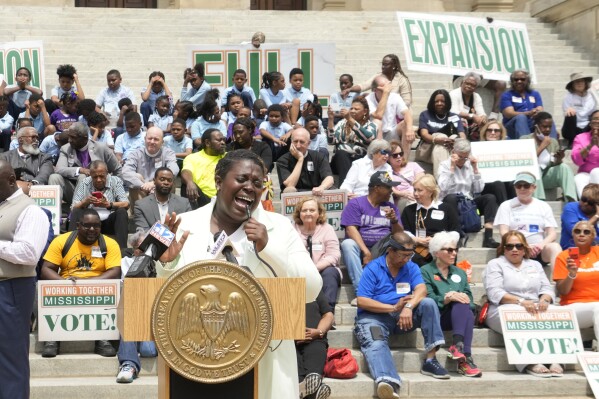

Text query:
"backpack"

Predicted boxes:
[[61, 231, 107, 258], [455, 193, 481, 233], [323, 348, 359, 379]]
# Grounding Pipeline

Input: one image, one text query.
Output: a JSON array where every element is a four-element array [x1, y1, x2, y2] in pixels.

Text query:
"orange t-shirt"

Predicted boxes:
[[554, 246, 599, 305]]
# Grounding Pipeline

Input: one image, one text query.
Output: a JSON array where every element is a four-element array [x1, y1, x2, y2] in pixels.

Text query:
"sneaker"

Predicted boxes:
[[376, 381, 399, 399], [458, 356, 482, 378], [421, 358, 450, 379], [41, 341, 60, 358], [94, 340, 117, 357], [116, 363, 137, 383], [447, 344, 466, 361], [482, 237, 500, 249], [299, 373, 322, 398], [314, 383, 332, 399]]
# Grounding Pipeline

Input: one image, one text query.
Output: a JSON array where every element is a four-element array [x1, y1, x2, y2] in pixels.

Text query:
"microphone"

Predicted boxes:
[[245, 204, 278, 277], [213, 231, 239, 265], [126, 222, 175, 278]]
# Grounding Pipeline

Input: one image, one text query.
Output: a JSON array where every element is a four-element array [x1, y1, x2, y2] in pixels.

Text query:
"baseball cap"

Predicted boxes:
[[513, 172, 536, 185], [369, 171, 400, 188]]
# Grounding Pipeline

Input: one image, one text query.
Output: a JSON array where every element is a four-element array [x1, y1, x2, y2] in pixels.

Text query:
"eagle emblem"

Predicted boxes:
[[176, 284, 250, 360]]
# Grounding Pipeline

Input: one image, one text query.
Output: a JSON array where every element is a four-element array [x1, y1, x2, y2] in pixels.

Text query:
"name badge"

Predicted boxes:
[[380, 206, 391, 217], [529, 224, 540, 233], [431, 210, 444, 220], [307, 161, 314, 172], [416, 229, 426, 238], [448, 115, 459, 123], [451, 274, 462, 283], [529, 96, 536, 103], [312, 243, 323, 252], [512, 96, 523, 103], [396, 283, 410, 295], [155, 159, 163, 169], [91, 246, 102, 258]]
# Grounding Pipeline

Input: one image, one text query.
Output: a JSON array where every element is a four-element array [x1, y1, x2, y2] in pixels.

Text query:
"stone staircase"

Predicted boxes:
[[10, 5, 596, 398]]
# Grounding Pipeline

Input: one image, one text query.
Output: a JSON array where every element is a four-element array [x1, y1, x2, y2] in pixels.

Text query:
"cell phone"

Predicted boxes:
[[330, 103, 341, 112], [91, 191, 103, 199], [370, 326, 384, 341], [568, 247, 580, 267]]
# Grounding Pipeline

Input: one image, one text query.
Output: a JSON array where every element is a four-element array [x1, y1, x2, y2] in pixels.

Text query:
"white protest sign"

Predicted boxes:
[[397, 13, 536, 83], [471, 139, 540, 182], [500, 308, 584, 364], [189, 43, 336, 105], [577, 352, 599, 399], [281, 190, 347, 239], [29, 185, 61, 235], [38, 279, 121, 341]]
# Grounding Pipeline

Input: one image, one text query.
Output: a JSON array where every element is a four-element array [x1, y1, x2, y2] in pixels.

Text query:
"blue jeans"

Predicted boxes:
[[353, 298, 445, 388], [341, 239, 365, 293], [505, 113, 558, 139], [117, 338, 157, 372]]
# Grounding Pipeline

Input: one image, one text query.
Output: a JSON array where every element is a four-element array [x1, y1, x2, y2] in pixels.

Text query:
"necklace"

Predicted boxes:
[[435, 113, 447, 120]]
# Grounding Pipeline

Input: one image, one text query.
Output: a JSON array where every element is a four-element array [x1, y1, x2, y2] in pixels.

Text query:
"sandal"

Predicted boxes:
[[549, 363, 564, 377], [525, 364, 551, 378]]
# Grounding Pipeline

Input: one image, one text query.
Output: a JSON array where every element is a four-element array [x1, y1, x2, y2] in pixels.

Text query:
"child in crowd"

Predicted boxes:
[[253, 98, 268, 127], [285, 68, 315, 124], [297, 98, 324, 128], [0, 95, 14, 151], [50, 64, 85, 108], [190, 89, 226, 148], [226, 106, 260, 141], [19, 93, 55, 139], [140, 71, 172, 126], [181, 63, 211, 107], [40, 130, 69, 165], [304, 115, 328, 157], [259, 71, 292, 120], [0, 67, 43, 122], [95, 69, 135, 128], [115, 97, 144, 138], [221, 93, 244, 130], [164, 118, 192, 170], [87, 111, 114, 148], [50, 92, 78, 132], [76, 98, 97, 126], [259, 104, 292, 161], [114, 112, 145, 164], [172, 100, 196, 133], [221, 69, 256, 111], [148, 95, 173, 133], [330, 74, 356, 124]]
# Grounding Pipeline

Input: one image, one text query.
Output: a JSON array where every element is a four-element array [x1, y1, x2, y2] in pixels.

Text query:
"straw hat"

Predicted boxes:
[[566, 72, 593, 91]]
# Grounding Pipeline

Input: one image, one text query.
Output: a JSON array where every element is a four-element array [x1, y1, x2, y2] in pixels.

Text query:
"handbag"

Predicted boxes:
[[415, 140, 434, 163], [414, 244, 430, 259], [455, 193, 481, 233], [323, 348, 359, 379]]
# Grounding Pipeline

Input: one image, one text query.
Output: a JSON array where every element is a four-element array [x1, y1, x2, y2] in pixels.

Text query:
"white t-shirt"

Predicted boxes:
[[366, 92, 407, 133], [493, 197, 557, 245]]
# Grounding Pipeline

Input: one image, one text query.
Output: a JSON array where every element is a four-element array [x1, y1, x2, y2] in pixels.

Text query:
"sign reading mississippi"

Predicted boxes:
[[397, 13, 536, 83]]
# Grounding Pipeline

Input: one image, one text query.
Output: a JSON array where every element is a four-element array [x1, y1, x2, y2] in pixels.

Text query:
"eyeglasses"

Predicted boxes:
[[379, 150, 389, 156], [573, 228, 592, 235], [581, 196, 597, 207], [79, 223, 101, 230], [456, 155, 469, 161], [513, 78, 527, 82], [505, 243, 524, 250], [486, 128, 501, 134], [441, 247, 458, 254], [390, 152, 403, 159], [515, 183, 532, 189], [393, 250, 414, 259], [21, 135, 39, 140]]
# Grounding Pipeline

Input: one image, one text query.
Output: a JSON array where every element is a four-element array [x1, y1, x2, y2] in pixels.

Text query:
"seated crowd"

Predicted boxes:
[[1, 54, 598, 399]]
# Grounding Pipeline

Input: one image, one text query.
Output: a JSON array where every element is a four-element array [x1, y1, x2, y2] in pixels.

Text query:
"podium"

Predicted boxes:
[[117, 262, 306, 399]]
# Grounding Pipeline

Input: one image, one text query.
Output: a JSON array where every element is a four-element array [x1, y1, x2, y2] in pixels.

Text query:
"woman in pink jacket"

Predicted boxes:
[[572, 110, 599, 197]]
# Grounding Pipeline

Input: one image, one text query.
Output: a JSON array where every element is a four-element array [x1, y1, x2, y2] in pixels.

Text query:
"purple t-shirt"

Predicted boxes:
[[50, 109, 78, 132], [340, 195, 400, 247]]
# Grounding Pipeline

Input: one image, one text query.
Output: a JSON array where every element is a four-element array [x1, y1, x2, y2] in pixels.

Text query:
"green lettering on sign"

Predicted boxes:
[[299, 50, 312, 90], [226, 51, 239, 88], [248, 51, 261, 99], [404, 20, 423, 63], [194, 52, 223, 85]]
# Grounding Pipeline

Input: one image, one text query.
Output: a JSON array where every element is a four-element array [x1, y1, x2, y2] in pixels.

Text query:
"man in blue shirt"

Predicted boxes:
[[354, 232, 448, 399]]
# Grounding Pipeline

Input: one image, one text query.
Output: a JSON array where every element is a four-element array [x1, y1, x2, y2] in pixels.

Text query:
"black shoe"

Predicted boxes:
[[42, 341, 60, 358], [483, 237, 500, 249], [95, 340, 117, 357]]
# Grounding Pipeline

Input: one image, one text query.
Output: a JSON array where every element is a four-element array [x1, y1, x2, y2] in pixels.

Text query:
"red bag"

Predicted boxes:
[[323, 348, 359, 379]]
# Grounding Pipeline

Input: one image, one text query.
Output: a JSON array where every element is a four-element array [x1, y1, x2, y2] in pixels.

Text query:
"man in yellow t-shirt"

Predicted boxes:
[[40, 208, 121, 357], [180, 128, 225, 209]]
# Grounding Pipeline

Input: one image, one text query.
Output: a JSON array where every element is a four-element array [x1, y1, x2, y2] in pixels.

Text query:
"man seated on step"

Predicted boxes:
[[276, 127, 334, 195], [70, 160, 129, 249], [494, 171, 562, 279], [0, 126, 54, 190], [39, 208, 122, 358], [121, 126, 179, 211], [340, 171, 403, 305], [133, 167, 191, 231], [49, 122, 122, 208], [354, 232, 449, 399]]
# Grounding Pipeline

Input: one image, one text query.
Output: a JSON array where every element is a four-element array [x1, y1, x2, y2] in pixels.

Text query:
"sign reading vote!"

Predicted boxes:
[[38, 280, 121, 341], [500, 308, 583, 364]]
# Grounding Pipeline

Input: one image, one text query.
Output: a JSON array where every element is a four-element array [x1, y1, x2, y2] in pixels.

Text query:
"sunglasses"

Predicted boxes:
[[486, 128, 501, 133], [573, 228, 592, 235], [390, 152, 404, 159], [515, 183, 532, 189], [513, 78, 527, 82], [505, 243, 524, 250], [379, 150, 390, 156], [581, 196, 597, 207], [441, 247, 458, 254]]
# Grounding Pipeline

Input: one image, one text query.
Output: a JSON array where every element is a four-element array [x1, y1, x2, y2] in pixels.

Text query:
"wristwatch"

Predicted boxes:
[[404, 303, 413, 310], [517, 298, 525, 306]]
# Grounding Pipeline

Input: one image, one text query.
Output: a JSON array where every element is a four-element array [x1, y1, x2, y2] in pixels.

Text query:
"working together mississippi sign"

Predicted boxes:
[[471, 139, 539, 182], [0, 41, 45, 91], [500, 308, 583, 364], [397, 13, 536, 83], [281, 190, 347, 239]]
